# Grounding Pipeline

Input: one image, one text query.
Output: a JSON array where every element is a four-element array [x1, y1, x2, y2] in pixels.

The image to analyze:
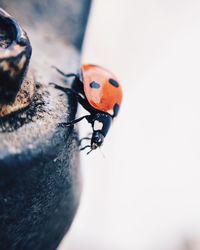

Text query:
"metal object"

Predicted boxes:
[[0, 8, 33, 108], [0, 1, 92, 249]]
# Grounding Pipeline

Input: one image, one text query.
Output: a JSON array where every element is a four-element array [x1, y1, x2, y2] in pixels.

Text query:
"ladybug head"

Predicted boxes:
[[91, 131, 104, 150], [90, 113, 113, 150]]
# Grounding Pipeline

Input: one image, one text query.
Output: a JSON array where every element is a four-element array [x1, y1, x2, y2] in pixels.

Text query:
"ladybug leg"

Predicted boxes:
[[58, 115, 91, 127], [50, 82, 76, 94], [52, 66, 78, 78], [80, 145, 91, 151], [79, 132, 92, 145], [50, 82, 84, 103], [52, 66, 85, 95], [50, 82, 95, 113], [80, 145, 93, 154], [79, 137, 91, 146]]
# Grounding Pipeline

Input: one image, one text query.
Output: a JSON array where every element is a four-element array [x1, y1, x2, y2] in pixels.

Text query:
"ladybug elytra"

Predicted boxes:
[[52, 64, 122, 154]]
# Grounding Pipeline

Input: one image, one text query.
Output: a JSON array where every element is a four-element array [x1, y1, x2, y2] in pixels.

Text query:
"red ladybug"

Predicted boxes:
[[52, 64, 122, 153]]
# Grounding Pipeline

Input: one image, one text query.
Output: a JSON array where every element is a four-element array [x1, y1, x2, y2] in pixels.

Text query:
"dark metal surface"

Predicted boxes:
[[0, 0, 91, 249]]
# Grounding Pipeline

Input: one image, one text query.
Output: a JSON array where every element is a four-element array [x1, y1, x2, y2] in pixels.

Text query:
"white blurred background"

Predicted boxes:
[[59, 0, 200, 249]]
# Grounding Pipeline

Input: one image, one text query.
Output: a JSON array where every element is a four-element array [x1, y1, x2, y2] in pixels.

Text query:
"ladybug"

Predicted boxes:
[[52, 64, 122, 154]]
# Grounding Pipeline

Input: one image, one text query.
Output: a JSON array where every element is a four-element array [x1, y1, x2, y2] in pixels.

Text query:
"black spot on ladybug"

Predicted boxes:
[[113, 103, 120, 117], [90, 81, 101, 89], [109, 78, 119, 88]]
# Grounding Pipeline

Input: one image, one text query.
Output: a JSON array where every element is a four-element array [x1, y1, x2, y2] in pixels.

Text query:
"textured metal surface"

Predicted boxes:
[[0, 0, 91, 249], [0, 71, 35, 117]]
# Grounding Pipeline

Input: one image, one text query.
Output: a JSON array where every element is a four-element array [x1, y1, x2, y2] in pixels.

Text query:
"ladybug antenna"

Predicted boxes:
[[87, 148, 93, 155]]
